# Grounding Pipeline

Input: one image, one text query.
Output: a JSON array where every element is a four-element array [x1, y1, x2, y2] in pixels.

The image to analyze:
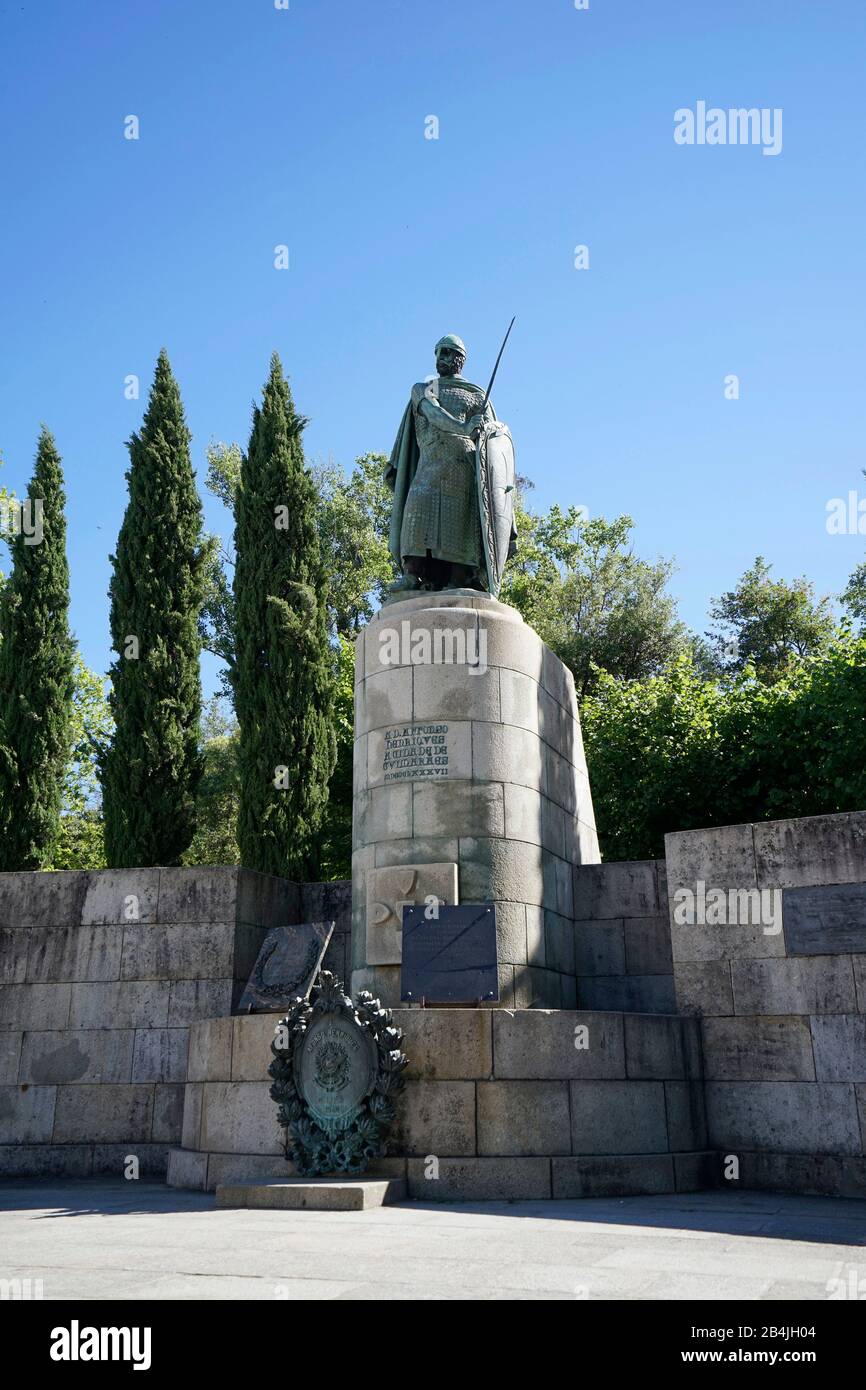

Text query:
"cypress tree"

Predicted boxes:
[[0, 428, 75, 869], [234, 353, 335, 878], [101, 351, 206, 866]]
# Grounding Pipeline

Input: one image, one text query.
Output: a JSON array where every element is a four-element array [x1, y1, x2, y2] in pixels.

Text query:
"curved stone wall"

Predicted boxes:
[[351, 592, 601, 1007]]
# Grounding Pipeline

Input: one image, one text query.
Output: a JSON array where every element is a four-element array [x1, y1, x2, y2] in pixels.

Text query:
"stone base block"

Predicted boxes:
[[215, 1176, 407, 1211]]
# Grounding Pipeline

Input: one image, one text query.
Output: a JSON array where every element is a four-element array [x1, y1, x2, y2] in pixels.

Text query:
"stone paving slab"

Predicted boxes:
[[1, 1179, 865, 1300]]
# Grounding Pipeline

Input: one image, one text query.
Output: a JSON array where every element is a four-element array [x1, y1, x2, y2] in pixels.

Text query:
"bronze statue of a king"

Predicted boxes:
[[385, 334, 517, 599]]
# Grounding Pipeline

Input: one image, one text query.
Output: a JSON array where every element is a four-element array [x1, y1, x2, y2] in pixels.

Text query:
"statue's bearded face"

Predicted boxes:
[[436, 346, 465, 377]]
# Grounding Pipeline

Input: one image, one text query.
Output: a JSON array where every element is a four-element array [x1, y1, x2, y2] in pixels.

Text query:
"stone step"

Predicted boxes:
[[215, 1176, 407, 1211]]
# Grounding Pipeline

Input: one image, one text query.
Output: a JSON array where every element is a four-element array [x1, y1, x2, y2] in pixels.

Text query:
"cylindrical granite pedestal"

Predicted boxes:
[[351, 591, 600, 1007]]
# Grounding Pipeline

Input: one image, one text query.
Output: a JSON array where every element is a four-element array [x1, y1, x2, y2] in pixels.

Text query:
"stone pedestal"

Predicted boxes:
[[350, 592, 600, 1007]]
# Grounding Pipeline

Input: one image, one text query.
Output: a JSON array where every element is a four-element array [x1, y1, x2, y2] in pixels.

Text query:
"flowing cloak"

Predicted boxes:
[[385, 378, 513, 590]]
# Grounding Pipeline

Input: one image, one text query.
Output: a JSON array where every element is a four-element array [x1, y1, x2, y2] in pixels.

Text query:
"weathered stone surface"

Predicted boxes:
[[459, 837, 545, 906], [665, 1080, 708, 1150], [166, 1146, 208, 1190], [187, 1017, 233, 1083], [471, 722, 545, 791], [0, 982, 71, 1030], [19, 1029, 134, 1085], [365, 862, 458, 966], [156, 867, 241, 924], [624, 1015, 697, 1080], [544, 746, 578, 816], [231, 1015, 281, 1082], [705, 1081, 862, 1155], [573, 920, 625, 976], [552, 1155, 675, 1198], [0, 1083, 56, 1142], [406, 1155, 551, 1201], [167, 979, 233, 1026], [492, 1010, 625, 1080], [492, 901, 527, 965], [502, 783, 545, 847], [624, 917, 673, 976], [21, 872, 89, 928], [69, 981, 169, 1030], [525, 906, 545, 966], [300, 879, 351, 930], [0, 874, 29, 930], [731, 957, 856, 1015], [476, 1080, 570, 1156], [499, 668, 542, 737], [754, 811, 866, 889], [673, 960, 734, 1016], [199, 1081, 286, 1156], [0, 1033, 21, 1083], [53, 1084, 154, 1143], [573, 860, 660, 921], [544, 854, 574, 919], [811, 1015, 866, 1082], [374, 837, 460, 868], [181, 1083, 203, 1150], [92, 1143, 169, 1176], [702, 1016, 816, 1081], [856, 957, 866, 1014], [81, 869, 160, 925], [357, 667, 413, 735], [236, 870, 300, 930], [665, 823, 757, 899], [394, 1008, 492, 1080], [578, 975, 676, 1015], [670, 914, 786, 965], [735, 1149, 866, 1200], [216, 1176, 407, 1211], [390, 1079, 476, 1156], [0, 929, 29, 984], [783, 883, 866, 955], [674, 1151, 721, 1192], [569, 1080, 668, 1155], [544, 910, 575, 975], [0, 1142, 92, 1178], [352, 784, 414, 848], [120, 922, 236, 982], [414, 662, 501, 725], [152, 1083, 184, 1143], [131, 1028, 189, 1083], [27, 925, 122, 983], [203, 1152, 292, 1191]]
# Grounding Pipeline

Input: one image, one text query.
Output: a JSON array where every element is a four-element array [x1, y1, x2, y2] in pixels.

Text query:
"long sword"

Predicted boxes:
[[481, 316, 516, 412]]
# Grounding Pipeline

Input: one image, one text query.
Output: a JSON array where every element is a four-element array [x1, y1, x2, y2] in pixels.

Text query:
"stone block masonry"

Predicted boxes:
[[351, 593, 601, 1008], [666, 811, 866, 1197], [0, 867, 350, 1179]]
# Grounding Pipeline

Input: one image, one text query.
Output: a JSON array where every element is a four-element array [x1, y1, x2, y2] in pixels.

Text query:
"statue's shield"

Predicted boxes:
[[475, 422, 516, 598]]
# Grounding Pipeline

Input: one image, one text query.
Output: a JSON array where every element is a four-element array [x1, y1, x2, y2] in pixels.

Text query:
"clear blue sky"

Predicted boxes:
[[1, 0, 864, 695]]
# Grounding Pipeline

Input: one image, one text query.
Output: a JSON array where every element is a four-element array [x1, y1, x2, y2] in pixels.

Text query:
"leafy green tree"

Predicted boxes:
[[184, 696, 240, 866], [841, 562, 866, 633], [233, 354, 336, 878], [500, 493, 689, 698], [100, 351, 208, 867], [582, 636, 866, 860], [707, 556, 835, 681], [313, 635, 355, 880], [0, 428, 75, 869], [201, 443, 393, 690], [52, 657, 113, 870]]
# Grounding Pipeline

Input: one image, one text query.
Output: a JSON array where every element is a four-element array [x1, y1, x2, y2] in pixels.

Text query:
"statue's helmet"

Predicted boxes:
[[435, 334, 467, 358]]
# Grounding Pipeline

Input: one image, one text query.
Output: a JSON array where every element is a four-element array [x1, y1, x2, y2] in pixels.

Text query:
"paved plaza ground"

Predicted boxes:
[[1, 1180, 865, 1300]]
